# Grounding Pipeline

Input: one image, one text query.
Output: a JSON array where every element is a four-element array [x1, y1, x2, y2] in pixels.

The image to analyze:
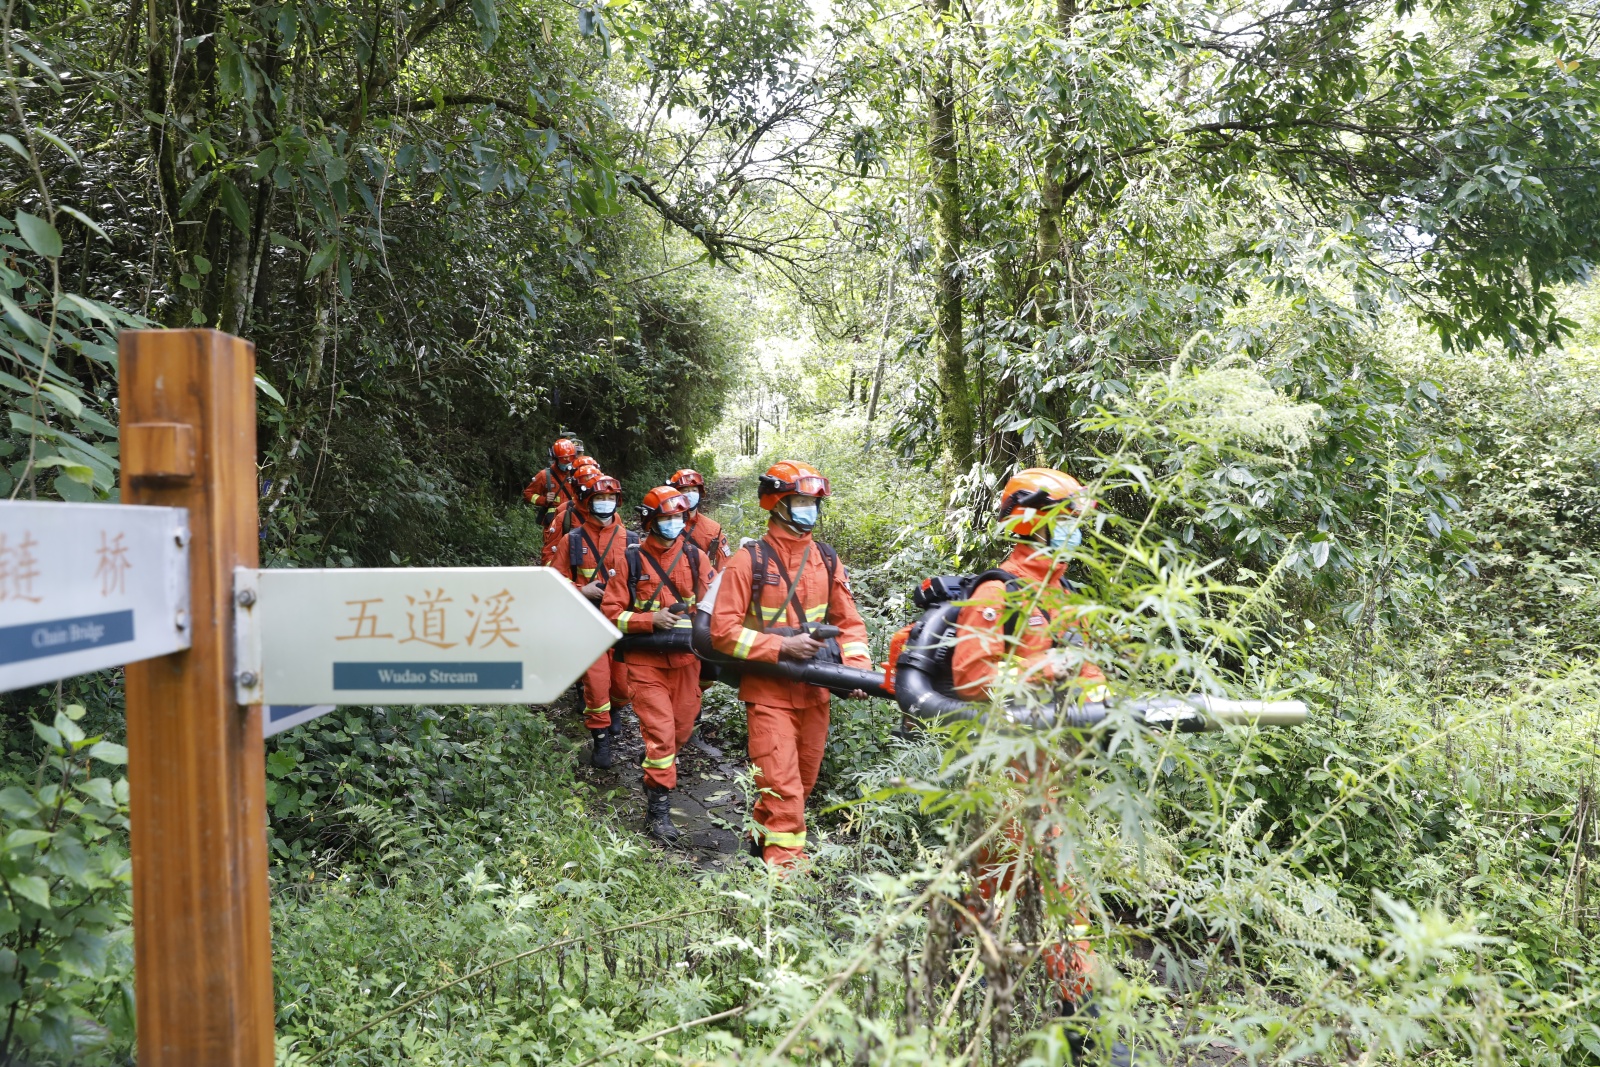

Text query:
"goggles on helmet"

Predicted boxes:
[[759, 472, 831, 500]]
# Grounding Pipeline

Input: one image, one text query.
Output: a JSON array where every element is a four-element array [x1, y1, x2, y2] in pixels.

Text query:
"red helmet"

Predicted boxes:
[[580, 472, 621, 499], [998, 468, 1090, 537], [758, 460, 830, 511], [550, 438, 579, 464], [669, 468, 705, 490], [636, 485, 691, 525], [573, 455, 600, 474]]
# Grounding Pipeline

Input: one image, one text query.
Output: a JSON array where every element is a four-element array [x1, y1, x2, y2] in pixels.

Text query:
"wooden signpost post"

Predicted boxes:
[[119, 329, 275, 1067]]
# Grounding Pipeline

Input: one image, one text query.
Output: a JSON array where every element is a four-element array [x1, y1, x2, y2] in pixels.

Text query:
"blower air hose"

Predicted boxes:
[[891, 607, 1308, 731], [688, 609, 893, 700]]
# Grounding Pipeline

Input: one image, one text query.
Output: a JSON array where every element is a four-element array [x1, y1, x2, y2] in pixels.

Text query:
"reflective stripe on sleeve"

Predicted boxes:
[[733, 628, 760, 659], [841, 641, 870, 661], [642, 753, 676, 770], [616, 611, 638, 630]]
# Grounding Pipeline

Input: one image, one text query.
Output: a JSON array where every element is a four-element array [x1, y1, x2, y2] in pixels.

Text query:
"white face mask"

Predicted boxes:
[[656, 516, 685, 540], [590, 498, 617, 517], [682, 490, 700, 509], [787, 502, 819, 530], [1051, 522, 1082, 551]]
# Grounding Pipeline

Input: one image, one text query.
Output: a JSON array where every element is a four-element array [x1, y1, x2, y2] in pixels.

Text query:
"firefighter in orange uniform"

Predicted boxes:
[[669, 469, 730, 570], [708, 461, 872, 867], [552, 470, 633, 769], [601, 486, 715, 843], [524, 437, 582, 558], [947, 467, 1126, 1066], [541, 456, 599, 565]]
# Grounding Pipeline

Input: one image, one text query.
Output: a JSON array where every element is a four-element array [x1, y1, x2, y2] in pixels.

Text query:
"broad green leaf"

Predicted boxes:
[[178, 172, 214, 217], [219, 180, 251, 234], [305, 242, 338, 279], [9, 875, 50, 909], [31, 720, 62, 750], [57, 206, 108, 242], [39, 382, 82, 417], [0, 787, 40, 818], [14, 211, 62, 258], [470, 0, 499, 48], [76, 778, 115, 807], [32, 127, 80, 165], [0, 134, 27, 162], [54, 710, 85, 745], [32, 456, 94, 485], [254, 375, 285, 405], [87, 741, 128, 766], [3, 830, 52, 851]]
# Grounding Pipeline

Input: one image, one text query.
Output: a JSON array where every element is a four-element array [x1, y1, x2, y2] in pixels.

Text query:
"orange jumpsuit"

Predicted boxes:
[[949, 541, 1105, 1005], [541, 499, 584, 567], [552, 514, 633, 730], [709, 522, 871, 865], [684, 510, 730, 571], [601, 535, 714, 790], [525, 466, 579, 560]]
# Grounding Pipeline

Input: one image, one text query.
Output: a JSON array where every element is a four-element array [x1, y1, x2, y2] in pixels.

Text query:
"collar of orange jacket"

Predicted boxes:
[[761, 518, 816, 565], [582, 513, 616, 535], [1003, 541, 1069, 587]]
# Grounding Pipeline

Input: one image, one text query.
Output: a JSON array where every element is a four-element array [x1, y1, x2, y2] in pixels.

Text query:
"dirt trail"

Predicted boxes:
[[548, 466, 756, 868], [555, 699, 749, 868]]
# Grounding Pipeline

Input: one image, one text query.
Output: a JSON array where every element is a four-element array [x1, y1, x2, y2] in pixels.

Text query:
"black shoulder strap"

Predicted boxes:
[[568, 527, 586, 572], [684, 541, 705, 598], [966, 568, 1028, 638], [625, 544, 643, 603]]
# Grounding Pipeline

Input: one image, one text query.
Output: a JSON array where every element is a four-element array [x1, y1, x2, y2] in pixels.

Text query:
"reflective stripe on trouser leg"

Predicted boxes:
[[746, 701, 820, 864], [632, 660, 700, 790], [581, 651, 617, 729]]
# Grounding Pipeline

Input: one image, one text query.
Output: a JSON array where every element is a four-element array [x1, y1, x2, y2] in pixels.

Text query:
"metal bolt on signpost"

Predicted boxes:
[[119, 329, 275, 1067]]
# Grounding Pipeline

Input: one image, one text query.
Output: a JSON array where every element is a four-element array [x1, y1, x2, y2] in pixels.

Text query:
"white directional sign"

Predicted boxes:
[[236, 566, 617, 712], [0, 501, 190, 692]]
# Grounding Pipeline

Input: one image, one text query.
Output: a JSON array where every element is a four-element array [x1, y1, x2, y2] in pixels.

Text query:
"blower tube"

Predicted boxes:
[[891, 607, 1307, 731], [689, 608, 892, 699]]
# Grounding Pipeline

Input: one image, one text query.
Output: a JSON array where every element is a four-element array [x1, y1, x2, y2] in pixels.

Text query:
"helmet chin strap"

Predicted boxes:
[[770, 499, 804, 535]]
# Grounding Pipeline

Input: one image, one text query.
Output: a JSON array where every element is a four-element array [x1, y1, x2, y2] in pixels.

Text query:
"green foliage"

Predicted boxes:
[[0, 706, 132, 1064]]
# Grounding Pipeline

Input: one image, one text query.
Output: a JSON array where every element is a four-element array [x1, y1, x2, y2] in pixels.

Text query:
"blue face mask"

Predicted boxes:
[[656, 516, 685, 540], [1051, 522, 1082, 551], [682, 490, 701, 509], [590, 499, 617, 517], [787, 503, 819, 530]]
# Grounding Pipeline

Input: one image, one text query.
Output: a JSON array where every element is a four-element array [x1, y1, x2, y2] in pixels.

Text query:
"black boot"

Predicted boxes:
[[644, 784, 681, 844], [1061, 999, 1133, 1066], [590, 728, 615, 769]]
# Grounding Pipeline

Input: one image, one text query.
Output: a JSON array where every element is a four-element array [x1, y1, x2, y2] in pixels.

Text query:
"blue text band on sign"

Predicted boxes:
[[0, 610, 135, 666], [332, 662, 522, 690]]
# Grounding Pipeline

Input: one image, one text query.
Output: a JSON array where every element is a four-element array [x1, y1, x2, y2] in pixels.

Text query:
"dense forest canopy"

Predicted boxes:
[[2, 0, 1600, 1060]]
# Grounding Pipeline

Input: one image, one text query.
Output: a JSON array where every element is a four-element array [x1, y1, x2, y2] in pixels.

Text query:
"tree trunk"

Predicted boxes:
[[928, 0, 972, 470], [1030, 0, 1076, 326], [865, 257, 899, 430]]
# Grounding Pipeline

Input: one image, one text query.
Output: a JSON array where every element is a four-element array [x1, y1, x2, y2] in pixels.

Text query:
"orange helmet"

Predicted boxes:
[[669, 468, 705, 490], [580, 472, 620, 499], [758, 460, 830, 511], [573, 466, 603, 492], [998, 468, 1089, 537], [550, 438, 579, 465], [574, 455, 600, 474], [636, 485, 692, 525]]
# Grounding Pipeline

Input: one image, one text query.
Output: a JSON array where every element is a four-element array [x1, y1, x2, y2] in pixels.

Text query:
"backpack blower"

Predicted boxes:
[[888, 572, 1308, 732]]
